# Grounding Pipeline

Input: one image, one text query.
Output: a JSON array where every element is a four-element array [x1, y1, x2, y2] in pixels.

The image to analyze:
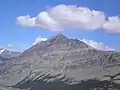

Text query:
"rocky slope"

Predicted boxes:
[[0, 34, 120, 89]]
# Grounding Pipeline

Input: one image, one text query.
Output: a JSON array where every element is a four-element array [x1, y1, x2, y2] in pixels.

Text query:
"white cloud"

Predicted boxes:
[[33, 36, 47, 45], [103, 16, 120, 33], [17, 4, 120, 33], [17, 15, 36, 27], [48, 5, 105, 30], [7, 44, 13, 48], [17, 5, 106, 31], [81, 39, 114, 51]]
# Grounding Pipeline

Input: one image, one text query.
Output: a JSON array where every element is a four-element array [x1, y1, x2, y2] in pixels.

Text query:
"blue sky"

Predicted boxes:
[[0, 0, 120, 52]]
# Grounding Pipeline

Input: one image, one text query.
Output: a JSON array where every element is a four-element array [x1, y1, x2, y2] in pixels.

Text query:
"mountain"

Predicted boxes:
[[0, 34, 120, 90], [0, 49, 20, 58], [0, 49, 20, 64]]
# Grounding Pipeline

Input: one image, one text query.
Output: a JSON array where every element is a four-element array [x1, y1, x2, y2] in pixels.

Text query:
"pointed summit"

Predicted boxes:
[[47, 33, 68, 43], [55, 33, 68, 39]]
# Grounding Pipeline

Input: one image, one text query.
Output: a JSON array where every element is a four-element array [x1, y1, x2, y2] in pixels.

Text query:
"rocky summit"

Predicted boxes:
[[0, 34, 120, 90]]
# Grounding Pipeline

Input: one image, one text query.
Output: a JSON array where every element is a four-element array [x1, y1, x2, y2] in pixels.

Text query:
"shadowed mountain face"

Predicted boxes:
[[0, 34, 120, 89]]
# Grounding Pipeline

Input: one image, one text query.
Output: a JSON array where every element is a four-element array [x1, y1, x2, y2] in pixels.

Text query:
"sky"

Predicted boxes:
[[0, 0, 120, 52]]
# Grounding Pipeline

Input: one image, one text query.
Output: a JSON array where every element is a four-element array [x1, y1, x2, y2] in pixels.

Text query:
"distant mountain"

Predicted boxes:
[[0, 49, 20, 64], [0, 34, 120, 90], [0, 49, 20, 58]]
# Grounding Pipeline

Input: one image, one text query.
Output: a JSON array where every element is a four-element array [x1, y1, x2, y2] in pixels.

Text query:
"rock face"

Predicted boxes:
[[0, 34, 120, 88]]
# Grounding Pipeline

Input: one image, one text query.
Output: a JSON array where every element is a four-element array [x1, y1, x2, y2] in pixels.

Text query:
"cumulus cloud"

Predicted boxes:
[[33, 36, 47, 45], [103, 16, 120, 33], [48, 5, 105, 30], [17, 15, 36, 27], [17, 4, 120, 33], [81, 39, 114, 51], [17, 5, 106, 31]]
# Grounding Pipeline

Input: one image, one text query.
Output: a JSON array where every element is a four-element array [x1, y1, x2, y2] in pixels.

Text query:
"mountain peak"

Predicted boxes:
[[55, 33, 66, 37], [47, 33, 68, 43], [54, 33, 67, 39]]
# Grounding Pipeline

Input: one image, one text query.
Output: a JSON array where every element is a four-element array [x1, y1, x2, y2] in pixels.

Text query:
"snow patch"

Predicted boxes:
[[0, 49, 5, 54]]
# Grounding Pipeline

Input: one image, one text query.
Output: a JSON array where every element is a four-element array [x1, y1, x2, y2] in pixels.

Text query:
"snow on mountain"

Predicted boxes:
[[0, 49, 5, 54]]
